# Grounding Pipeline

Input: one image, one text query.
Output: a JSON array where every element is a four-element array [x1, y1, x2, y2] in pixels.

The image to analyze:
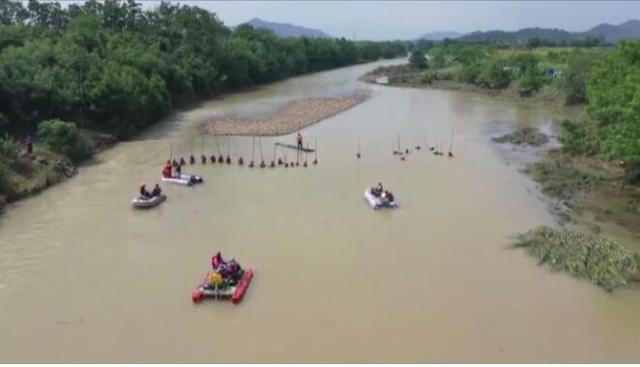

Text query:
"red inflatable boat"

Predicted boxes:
[[191, 255, 254, 304]]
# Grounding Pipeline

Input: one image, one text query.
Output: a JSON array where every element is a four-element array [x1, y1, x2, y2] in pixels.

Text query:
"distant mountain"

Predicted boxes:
[[417, 31, 462, 41], [243, 18, 331, 38], [586, 19, 640, 42], [456, 19, 640, 44]]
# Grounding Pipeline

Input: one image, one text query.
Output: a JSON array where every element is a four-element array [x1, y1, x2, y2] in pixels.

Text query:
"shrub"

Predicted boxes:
[[516, 68, 544, 96], [559, 119, 601, 156], [37, 119, 93, 162], [0, 133, 21, 160], [477, 57, 511, 89], [515, 226, 640, 291], [458, 63, 481, 83], [0, 163, 12, 195]]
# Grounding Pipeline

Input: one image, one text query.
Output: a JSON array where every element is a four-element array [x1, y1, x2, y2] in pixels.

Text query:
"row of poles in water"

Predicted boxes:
[[355, 131, 455, 160], [170, 130, 454, 167], [170, 136, 318, 169]]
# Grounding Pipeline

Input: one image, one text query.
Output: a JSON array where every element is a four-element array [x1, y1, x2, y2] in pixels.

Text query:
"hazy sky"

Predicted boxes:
[[168, 1, 640, 40]]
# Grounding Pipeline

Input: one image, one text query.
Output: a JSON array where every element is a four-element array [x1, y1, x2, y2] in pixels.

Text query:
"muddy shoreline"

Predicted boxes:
[[493, 127, 640, 290], [0, 133, 116, 220], [203, 92, 370, 136]]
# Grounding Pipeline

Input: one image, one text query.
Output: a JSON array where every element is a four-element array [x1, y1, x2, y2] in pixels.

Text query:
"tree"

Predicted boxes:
[[587, 40, 640, 167], [0, 0, 407, 142], [409, 50, 427, 69], [563, 49, 602, 105], [526, 37, 541, 49]]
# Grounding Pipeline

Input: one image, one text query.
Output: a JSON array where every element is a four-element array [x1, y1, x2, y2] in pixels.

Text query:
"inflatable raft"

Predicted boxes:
[[131, 194, 166, 209], [192, 268, 254, 304], [275, 142, 314, 153], [160, 173, 204, 186], [364, 187, 398, 209]]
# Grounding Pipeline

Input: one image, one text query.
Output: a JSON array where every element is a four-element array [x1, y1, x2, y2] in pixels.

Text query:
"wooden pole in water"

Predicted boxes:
[[303, 143, 308, 167], [200, 136, 206, 164], [214, 134, 223, 163], [449, 130, 455, 157], [209, 135, 216, 163], [259, 138, 265, 168], [313, 138, 318, 165], [252, 137, 256, 162], [397, 133, 401, 153], [357, 135, 361, 159], [271, 143, 276, 167], [236, 137, 244, 165]]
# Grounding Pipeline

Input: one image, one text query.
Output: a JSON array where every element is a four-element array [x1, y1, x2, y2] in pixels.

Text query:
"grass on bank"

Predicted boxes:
[[492, 127, 550, 147], [515, 226, 640, 291]]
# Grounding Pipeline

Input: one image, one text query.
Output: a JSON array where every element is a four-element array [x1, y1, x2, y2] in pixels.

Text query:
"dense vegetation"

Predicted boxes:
[[0, 0, 406, 138], [515, 226, 640, 291], [0, 0, 406, 202], [379, 42, 608, 103]]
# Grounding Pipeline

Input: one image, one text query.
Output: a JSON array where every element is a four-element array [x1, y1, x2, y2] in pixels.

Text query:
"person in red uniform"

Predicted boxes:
[[25, 135, 33, 155], [211, 252, 223, 270], [151, 183, 162, 197], [297, 132, 303, 150], [162, 161, 172, 178]]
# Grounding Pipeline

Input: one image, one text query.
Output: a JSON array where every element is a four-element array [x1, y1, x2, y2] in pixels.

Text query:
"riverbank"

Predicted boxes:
[[494, 128, 640, 290], [361, 65, 585, 115], [0, 150, 74, 212], [203, 91, 370, 136], [0, 131, 117, 216], [0, 62, 381, 218]]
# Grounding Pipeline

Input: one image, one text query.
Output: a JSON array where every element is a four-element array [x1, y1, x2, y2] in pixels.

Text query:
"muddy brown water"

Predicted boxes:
[[1, 61, 639, 363]]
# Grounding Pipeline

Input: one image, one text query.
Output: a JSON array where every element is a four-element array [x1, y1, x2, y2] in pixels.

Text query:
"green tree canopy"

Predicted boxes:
[[587, 40, 640, 167], [409, 50, 427, 69]]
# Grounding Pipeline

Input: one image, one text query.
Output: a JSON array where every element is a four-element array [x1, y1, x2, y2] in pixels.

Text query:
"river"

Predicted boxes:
[[1, 60, 639, 363]]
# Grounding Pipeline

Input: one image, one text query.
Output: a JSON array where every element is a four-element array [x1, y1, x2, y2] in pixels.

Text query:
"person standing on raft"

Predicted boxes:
[[162, 161, 172, 178], [297, 132, 303, 150]]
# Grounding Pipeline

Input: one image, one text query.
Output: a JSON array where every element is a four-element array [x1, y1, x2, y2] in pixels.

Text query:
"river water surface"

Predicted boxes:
[[1, 61, 639, 362]]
